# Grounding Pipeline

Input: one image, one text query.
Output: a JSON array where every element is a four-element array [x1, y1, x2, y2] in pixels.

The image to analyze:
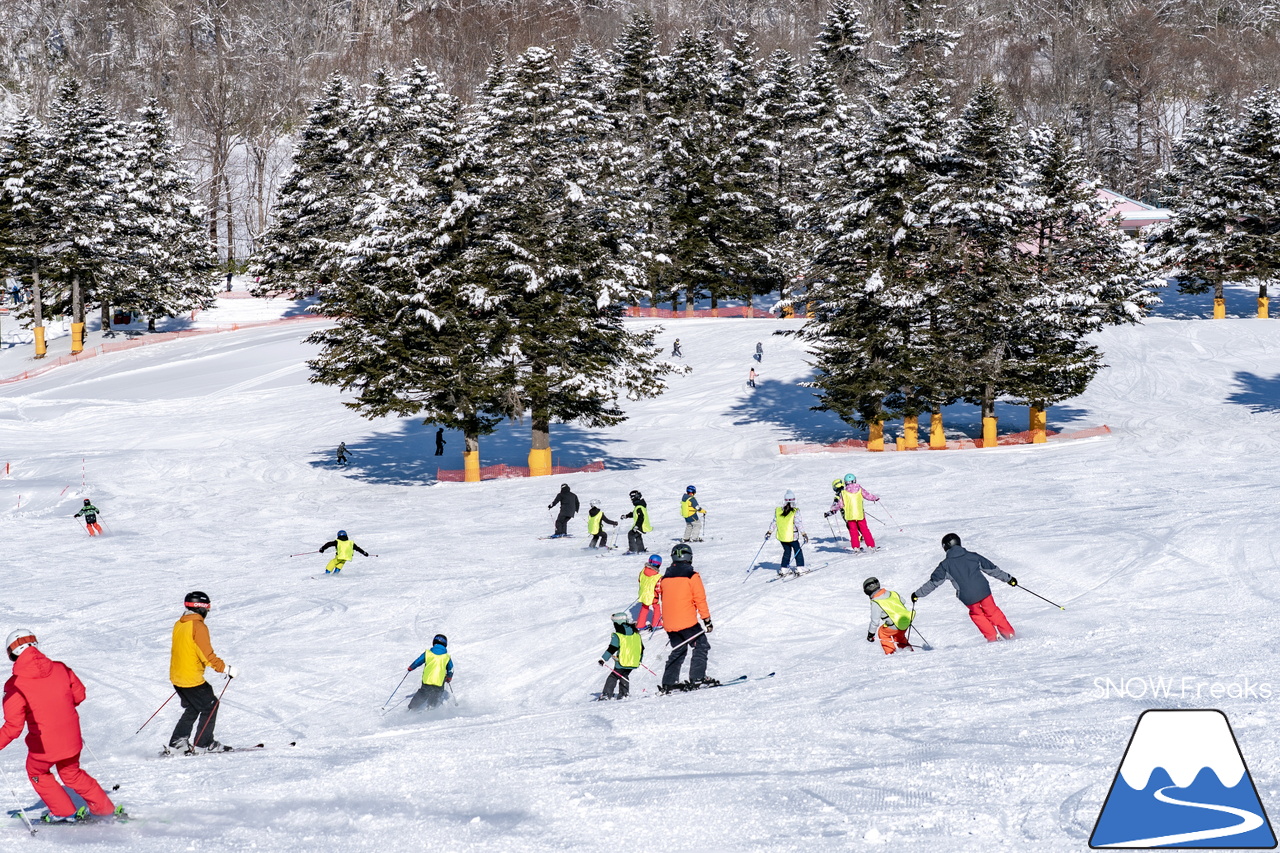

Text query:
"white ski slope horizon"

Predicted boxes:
[[1, 303, 1279, 851]]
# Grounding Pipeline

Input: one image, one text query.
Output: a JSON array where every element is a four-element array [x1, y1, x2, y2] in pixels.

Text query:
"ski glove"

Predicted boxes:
[[226, 665, 239, 679], [1008, 577, 1017, 586], [764, 531, 772, 540], [802, 533, 809, 544], [703, 619, 713, 634], [598, 659, 607, 667], [867, 632, 875, 642], [910, 593, 919, 603]]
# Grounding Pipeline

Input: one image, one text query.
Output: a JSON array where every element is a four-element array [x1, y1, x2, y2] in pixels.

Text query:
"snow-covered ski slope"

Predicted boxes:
[[2, 311, 1280, 851]]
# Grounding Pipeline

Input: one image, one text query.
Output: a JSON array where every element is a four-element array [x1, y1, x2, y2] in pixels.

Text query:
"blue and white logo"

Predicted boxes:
[[1090, 709, 1276, 848]]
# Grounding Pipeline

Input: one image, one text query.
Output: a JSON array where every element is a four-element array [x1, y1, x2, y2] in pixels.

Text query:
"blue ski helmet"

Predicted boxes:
[[433, 634, 448, 648], [685, 485, 696, 494], [647, 554, 662, 568], [843, 474, 857, 484], [337, 530, 348, 539]]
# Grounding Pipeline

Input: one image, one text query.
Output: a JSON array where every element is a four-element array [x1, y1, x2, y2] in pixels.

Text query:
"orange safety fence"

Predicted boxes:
[[0, 314, 327, 386], [437, 459, 606, 482], [624, 306, 806, 319], [778, 425, 1112, 455]]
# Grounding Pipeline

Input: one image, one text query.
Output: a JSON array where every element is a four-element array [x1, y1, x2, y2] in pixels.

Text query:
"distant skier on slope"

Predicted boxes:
[[911, 534, 1016, 643], [621, 490, 652, 554], [335, 442, 349, 467], [637, 554, 663, 631], [548, 484, 580, 538], [0, 630, 121, 823], [586, 499, 618, 549], [825, 474, 879, 551], [434, 428, 446, 457], [766, 490, 808, 578], [598, 612, 643, 700], [659, 544, 716, 692], [319, 530, 369, 574], [748, 367, 756, 388], [864, 577, 913, 655], [73, 499, 102, 536], [407, 634, 453, 710], [671, 338, 682, 358], [754, 341, 763, 362], [168, 592, 237, 754], [680, 485, 706, 542]]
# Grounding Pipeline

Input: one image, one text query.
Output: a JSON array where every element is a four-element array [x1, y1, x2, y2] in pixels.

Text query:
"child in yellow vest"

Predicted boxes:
[[318, 530, 369, 574], [864, 577, 913, 655], [598, 613, 644, 699], [637, 555, 663, 631], [407, 634, 453, 710]]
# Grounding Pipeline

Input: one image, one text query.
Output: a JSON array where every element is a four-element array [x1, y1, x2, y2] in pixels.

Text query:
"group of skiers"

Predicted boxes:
[[550, 483, 655, 554]]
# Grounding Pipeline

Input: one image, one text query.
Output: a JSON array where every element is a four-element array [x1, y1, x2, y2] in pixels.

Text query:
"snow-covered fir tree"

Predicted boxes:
[[1219, 89, 1280, 305], [0, 110, 56, 352], [814, 0, 877, 96]]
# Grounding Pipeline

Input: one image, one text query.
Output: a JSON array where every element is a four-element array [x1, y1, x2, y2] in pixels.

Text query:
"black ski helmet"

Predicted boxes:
[[629, 490, 642, 504], [433, 634, 448, 648], [184, 591, 211, 614], [941, 533, 962, 551], [862, 577, 881, 597], [83, 498, 91, 505], [671, 543, 693, 562]]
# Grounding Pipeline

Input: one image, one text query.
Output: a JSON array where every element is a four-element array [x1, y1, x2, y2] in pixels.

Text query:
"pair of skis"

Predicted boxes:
[[590, 672, 775, 701]]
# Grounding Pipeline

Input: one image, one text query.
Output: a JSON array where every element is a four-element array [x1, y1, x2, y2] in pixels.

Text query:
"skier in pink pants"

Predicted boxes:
[[825, 474, 879, 551]]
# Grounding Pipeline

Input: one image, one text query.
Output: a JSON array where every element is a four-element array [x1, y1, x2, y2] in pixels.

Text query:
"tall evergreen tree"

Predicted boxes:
[[0, 111, 56, 355], [1221, 90, 1280, 307], [814, 0, 877, 96]]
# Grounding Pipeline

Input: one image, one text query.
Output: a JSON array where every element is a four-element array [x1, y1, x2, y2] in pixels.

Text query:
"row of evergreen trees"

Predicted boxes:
[[0, 80, 214, 355]]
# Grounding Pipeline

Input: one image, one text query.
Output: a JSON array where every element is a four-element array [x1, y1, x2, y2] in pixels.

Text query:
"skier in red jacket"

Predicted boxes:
[[0, 630, 119, 823]]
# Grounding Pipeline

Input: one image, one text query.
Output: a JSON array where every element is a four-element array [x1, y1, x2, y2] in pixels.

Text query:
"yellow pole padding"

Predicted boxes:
[[1214, 297, 1226, 319], [867, 421, 884, 452], [1030, 407, 1047, 444], [929, 413, 945, 449], [528, 446, 552, 477], [463, 450, 481, 483], [895, 435, 905, 451], [982, 416, 997, 447], [781, 305, 794, 318], [33, 326, 46, 358], [1260, 296, 1269, 319], [903, 415, 919, 449], [70, 321, 84, 354]]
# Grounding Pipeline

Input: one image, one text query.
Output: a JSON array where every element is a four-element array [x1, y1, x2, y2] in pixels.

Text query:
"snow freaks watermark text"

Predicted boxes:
[[1093, 676, 1274, 700]]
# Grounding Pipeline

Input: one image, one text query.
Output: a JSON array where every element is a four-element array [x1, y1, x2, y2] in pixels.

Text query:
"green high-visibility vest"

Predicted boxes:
[[421, 651, 451, 686], [874, 591, 913, 630], [841, 489, 864, 521], [612, 632, 642, 668], [774, 507, 799, 542], [632, 506, 652, 533], [336, 539, 355, 560], [588, 512, 603, 535], [681, 495, 697, 519]]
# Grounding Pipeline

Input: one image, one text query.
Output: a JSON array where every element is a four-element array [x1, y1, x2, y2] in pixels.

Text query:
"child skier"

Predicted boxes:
[[671, 339, 682, 358], [318, 530, 369, 574], [407, 634, 453, 710], [766, 490, 808, 577], [637, 555, 663, 631], [621, 490, 651, 554], [864, 577, 914, 655], [335, 442, 349, 467], [680, 485, 705, 542], [586, 500, 618, 549], [598, 612, 643, 699], [73, 499, 102, 536], [825, 473, 879, 551]]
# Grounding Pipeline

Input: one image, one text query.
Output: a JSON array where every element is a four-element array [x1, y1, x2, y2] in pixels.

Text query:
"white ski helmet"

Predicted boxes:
[[6, 629, 37, 661], [783, 489, 796, 503], [590, 499, 601, 508]]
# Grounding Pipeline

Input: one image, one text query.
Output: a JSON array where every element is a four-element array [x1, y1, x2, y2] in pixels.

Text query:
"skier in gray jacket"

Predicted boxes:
[[911, 533, 1017, 642]]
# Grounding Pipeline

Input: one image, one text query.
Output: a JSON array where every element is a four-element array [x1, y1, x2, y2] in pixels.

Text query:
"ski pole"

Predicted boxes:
[[381, 671, 412, 711], [0, 762, 35, 835], [134, 692, 175, 735], [909, 623, 933, 651], [192, 677, 232, 747], [741, 533, 771, 583], [876, 500, 905, 533], [661, 628, 706, 659], [1016, 584, 1065, 610], [446, 682, 458, 706], [288, 551, 317, 558], [825, 514, 838, 540]]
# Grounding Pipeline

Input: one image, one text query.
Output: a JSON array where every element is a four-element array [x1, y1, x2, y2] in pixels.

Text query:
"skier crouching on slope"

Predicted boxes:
[[548, 483, 580, 538], [598, 612, 643, 700], [407, 634, 453, 710], [586, 499, 618, 549], [766, 490, 808, 578], [637, 554, 663, 631], [659, 544, 716, 692], [73, 499, 102, 536], [0, 630, 121, 823], [911, 534, 1016, 642], [621, 490, 652, 554], [319, 530, 369, 574], [825, 474, 879, 551], [863, 578, 913, 655], [169, 591, 237, 754]]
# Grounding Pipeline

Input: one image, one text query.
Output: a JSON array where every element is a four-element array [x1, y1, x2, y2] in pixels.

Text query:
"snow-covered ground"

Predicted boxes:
[[0, 303, 1278, 851]]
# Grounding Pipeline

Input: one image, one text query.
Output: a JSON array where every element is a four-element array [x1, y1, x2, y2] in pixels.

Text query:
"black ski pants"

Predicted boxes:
[[602, 666, 634, 699], [590, 531, 609, 548], [554, 514, 573, 536], [781, 540, 805, 568], [170, 682, 219, 748], [663, 625, 709, 686], [409, 684, 446, 710], [628, 529, 646, 553]]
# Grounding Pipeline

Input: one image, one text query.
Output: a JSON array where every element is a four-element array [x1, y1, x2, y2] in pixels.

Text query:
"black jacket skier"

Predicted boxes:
[[549, 484, 580, 537], [621, 491, 649, 554]]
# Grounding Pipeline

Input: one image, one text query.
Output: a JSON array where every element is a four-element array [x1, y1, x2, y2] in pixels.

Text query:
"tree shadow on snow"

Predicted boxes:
[[313, 416, 658, 485], [1226, 371, 1280, 414]]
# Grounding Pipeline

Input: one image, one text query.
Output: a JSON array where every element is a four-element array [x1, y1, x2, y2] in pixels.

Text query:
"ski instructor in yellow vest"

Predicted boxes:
[[407, 634, 453, 710], [318, 530, 369, 574], [864, 577, 913, 654]]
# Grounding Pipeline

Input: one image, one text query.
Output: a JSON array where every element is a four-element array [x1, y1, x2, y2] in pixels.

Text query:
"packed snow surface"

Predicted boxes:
[[1, 308, 1279, 851]]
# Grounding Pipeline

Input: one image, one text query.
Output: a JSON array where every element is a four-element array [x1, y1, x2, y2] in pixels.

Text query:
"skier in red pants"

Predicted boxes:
[[911, 533, 1016, 642], [0, 630, 121, 823]]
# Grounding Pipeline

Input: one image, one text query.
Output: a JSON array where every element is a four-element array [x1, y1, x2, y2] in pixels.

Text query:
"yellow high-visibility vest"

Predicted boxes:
[[421, 651, 451, 686]]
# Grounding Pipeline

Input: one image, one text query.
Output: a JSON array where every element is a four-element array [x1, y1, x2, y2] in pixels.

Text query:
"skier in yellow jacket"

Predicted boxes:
[[318, 530, 369, 574], [168, 591, 236, 754]]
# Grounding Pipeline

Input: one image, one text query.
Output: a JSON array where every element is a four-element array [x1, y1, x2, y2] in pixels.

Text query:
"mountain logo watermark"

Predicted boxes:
[[1090, 709, 1276, 848]]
